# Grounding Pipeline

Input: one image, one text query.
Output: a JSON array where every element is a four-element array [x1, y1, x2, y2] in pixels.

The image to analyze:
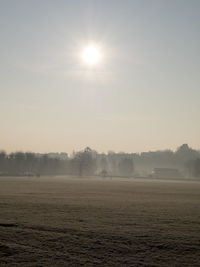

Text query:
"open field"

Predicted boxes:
[[0, 176, 200, 266]]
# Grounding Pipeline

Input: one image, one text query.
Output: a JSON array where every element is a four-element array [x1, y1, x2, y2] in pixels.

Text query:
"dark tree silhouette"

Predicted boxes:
[[118, 158, 134, 177]]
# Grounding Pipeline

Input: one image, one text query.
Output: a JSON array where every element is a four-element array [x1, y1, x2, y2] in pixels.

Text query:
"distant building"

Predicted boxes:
[[152, 168, 182, 179]]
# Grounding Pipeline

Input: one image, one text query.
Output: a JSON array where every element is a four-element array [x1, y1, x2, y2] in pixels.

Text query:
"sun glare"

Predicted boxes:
[[82, 45, 100, 65]]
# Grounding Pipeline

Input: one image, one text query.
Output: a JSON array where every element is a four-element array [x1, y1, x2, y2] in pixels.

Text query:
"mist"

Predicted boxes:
[[0, 144, 200, 180], [1, 0, 200, 266]]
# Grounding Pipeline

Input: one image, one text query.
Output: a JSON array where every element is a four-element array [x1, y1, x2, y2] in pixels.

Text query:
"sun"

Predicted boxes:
[[82, 45, 100, 65]]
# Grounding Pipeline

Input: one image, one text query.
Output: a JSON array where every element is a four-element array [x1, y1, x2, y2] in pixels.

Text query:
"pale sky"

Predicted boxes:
[[0, 0, 200, 153]]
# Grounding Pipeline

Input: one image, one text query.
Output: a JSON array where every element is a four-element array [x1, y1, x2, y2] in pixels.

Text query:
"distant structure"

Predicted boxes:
[[100, 169, 108, 177], [152, 168, 182, 179]]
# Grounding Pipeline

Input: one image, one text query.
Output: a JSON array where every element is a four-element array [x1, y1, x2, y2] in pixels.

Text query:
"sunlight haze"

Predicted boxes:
[[0, 0, 200, 153]]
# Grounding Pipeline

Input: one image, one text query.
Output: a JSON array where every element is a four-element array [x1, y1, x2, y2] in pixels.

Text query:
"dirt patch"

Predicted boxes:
[[0, 223, 17, 228], [0, 245, 13, 257]]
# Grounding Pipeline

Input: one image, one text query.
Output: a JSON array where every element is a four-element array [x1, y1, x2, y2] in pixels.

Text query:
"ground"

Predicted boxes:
[[0, 176, 200, 266]]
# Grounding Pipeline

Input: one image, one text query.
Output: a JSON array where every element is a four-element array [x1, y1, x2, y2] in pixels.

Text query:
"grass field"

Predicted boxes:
[[0, 176, 200, 266]]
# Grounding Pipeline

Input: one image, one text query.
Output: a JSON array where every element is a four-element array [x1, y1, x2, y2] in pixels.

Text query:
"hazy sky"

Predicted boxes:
[[0, 0, 200, 153]]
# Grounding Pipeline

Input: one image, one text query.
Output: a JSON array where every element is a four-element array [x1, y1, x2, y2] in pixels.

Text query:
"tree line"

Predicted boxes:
[[0, 144, 200, 178], [0, 147, 134, 177]]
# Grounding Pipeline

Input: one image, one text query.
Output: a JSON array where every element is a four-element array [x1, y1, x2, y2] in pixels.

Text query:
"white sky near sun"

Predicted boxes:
[[0, 0, 200, 153]]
